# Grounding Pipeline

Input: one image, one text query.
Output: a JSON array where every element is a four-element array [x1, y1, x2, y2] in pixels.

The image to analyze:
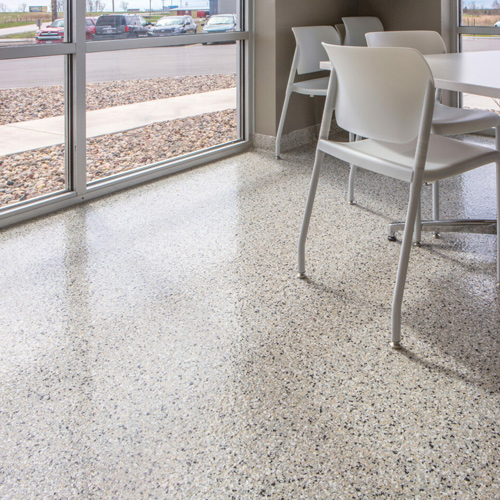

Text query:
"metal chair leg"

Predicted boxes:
[[432, 181, 440, 238], [298, 150, 325, 278], [275, 87, 293, 159], [414, 198, 422, 246], [392, 179, 424, 348], [347, 132, 357, 204]]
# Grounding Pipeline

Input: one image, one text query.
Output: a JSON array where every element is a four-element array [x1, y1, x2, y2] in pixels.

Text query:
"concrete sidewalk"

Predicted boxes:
[[0, 87, 237, 156]]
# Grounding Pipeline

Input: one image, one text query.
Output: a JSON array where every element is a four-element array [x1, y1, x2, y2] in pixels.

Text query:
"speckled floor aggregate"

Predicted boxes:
[[0, 138, 499, 499]]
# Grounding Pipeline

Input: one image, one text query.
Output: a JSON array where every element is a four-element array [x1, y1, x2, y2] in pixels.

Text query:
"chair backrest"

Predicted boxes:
[[323, 44, 434, 144], [365, 30, 447, 55], [342, 16, 384, 46], [335, 23, 346, 44], [291, 26, 341, 75]]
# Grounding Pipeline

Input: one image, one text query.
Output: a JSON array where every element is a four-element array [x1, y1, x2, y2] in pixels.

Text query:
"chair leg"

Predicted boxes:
[[348, 165, 357, 204], [391, 179, 424, 348], [414, 198, 422, 246], [298, 150, 325, 278], [275, 87, 293, 158], [432, 181, 440, 238], [347, 132, 357, 204]]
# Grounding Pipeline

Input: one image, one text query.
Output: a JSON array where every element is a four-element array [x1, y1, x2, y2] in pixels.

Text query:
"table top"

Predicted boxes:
[[424, 51, 500, 99], [320, 50, 500, 99]]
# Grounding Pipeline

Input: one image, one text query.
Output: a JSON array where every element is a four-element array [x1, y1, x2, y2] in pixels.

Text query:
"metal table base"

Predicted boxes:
[[388, 218, 497, 241]]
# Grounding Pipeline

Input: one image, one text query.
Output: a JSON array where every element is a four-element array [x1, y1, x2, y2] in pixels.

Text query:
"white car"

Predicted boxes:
[[495, 20, 500, 27]]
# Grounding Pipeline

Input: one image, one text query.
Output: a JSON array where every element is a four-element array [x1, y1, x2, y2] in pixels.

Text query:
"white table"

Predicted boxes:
[[424, 51, 500, 99], [320, 51, 499, 238], [321, 51, 500, 98]]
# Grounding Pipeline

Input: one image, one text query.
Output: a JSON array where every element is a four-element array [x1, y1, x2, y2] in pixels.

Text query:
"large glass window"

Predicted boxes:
[[0, 0, 250, 226], [0, 55, 67, 208], [85, 43, 239, 184], [457, 1, 500, 111]]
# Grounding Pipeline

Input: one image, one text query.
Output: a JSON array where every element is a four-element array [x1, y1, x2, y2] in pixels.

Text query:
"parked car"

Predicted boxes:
[[35, 17, 97, 43], [495, 19, 500, 27], [202, 13, 237, 38], [148, 16, 197, 37], [93, 14, 149, 41]]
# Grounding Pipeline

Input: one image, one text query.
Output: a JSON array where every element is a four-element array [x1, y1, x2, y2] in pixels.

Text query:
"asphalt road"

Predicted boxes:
[[0, 43, 238, 88]]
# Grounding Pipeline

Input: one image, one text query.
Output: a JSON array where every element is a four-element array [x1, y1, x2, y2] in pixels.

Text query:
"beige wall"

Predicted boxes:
[[254, 0, 277, 136], [254, 0, 447, 137]]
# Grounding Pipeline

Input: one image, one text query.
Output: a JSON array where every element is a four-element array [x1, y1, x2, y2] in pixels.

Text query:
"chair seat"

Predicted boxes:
[[291, 76, 330, 96], [318, 134, 500, 183], [432, 102, 500, 135]]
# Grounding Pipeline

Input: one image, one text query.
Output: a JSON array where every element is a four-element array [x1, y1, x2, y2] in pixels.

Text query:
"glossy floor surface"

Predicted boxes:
[[1, 139, 499, 499]]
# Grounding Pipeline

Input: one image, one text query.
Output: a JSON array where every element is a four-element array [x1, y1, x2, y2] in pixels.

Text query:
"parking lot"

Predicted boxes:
[[0, 44, 237, 88]]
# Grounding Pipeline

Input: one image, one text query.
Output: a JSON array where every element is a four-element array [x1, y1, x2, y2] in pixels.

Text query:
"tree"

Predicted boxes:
[[0, 2, 7, 12], [95, 0, 106, 12], [51, 0, 58, 21], [87, 0, 95, 12], [120, 0, 128, 12], [18, 2, 27, 11], [56, 0, 64, 12]]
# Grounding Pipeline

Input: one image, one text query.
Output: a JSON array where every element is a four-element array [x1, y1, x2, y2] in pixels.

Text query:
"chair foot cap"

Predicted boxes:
[[391, 342, 402, 350], [297, 272, 307, 279], [348, 201, 355, 205], [413, 241, 422, 247], [387, 235, 397, 242], [433, 232, 440, 239]]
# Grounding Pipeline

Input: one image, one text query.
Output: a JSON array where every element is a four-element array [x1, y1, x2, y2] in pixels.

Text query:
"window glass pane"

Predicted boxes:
[[460, 1, 500, 27], [460, 35, 500, 112], [0, 2, 67, 47], [87, 0, 241, 43], [86, 43, 239, 184], [0, 55, 67, 209]]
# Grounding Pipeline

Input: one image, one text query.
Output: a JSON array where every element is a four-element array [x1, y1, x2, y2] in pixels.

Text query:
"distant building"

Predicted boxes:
[[209, 0, 236, 15], [168, 7, 209, 18], [168, 0, 236, 17], [29, 6, 48, 12]]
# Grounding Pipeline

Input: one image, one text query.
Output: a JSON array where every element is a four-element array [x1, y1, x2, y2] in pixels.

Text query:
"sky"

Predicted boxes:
[[1, 0, 210, 11]]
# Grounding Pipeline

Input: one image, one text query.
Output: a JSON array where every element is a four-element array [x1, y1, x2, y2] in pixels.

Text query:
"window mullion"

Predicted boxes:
[[71, 0, 87, 195]]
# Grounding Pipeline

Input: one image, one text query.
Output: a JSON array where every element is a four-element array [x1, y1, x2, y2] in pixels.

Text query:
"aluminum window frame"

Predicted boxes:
[[0, 0, 253, 228]]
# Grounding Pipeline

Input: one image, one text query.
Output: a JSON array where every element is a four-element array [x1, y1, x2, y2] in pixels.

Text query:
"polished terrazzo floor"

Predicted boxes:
[[0, 139, 499, 499]]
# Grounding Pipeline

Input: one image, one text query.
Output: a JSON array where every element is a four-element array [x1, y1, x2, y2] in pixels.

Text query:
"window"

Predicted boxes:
[[0, 0, 251, 227], [456, 1, 500, 111]]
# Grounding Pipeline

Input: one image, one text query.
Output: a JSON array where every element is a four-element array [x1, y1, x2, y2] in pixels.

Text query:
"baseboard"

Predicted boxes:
[[252, 122, 347, 153]]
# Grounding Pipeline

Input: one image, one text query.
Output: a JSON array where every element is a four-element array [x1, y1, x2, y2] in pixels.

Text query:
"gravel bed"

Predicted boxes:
[[0, 110, 237, 207], [0, 74, 236, 125]]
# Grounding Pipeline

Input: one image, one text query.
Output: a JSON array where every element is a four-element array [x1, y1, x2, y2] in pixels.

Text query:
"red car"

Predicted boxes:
[[35, 17, 98, 43]]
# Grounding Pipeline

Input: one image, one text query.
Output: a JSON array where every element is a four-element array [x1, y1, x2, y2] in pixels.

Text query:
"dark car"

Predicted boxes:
[[35, 17, 97, 43], [148, 16, 197, 37], [93, 14, 149, 41]]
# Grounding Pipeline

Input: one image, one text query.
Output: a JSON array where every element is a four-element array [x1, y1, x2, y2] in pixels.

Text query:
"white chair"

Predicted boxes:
[[297, 44, 500, 348], [342, 16, 383, 46], [335, 23, 345, 45], [364, 31, 500, 241], [275, 26, 341, 158]]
